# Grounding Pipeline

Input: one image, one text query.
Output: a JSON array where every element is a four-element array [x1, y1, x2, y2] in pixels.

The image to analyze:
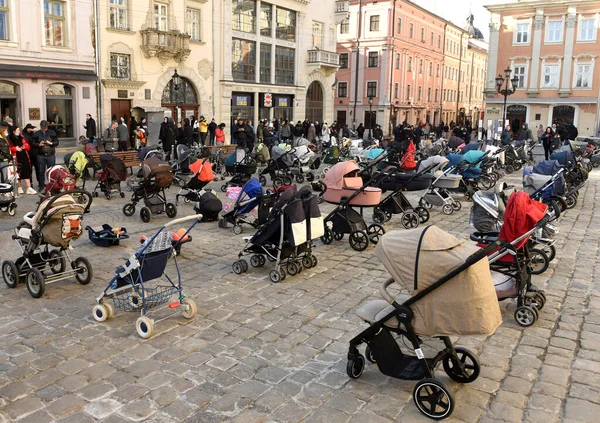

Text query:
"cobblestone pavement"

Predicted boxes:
[[0, 165, 599, 423]]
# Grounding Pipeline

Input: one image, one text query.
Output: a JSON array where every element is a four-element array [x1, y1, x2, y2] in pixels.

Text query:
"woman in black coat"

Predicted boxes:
[[162, 117, 176, 160], [540, 127, 554, 160], [181, 118, 193, 147]]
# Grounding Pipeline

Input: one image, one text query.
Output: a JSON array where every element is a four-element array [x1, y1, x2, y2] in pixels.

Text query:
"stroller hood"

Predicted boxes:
[[533, 160, 561, 175], [418, 155, 448, 173], [365, 148, 386, 160], [460, 142, 481, 154], [69, 151, 88, 178], [375, 226, 502, 337], [499, 191, 547, 248], [550, 151, 573, 167], [463, 150, 486, 165], [401, 141, 417, 171], [176, 144, 193, 162], [271, 145, 287, 161], [445, 153, 464, 170], [323, 160, 360, 190], [189, 158, 214, 183]]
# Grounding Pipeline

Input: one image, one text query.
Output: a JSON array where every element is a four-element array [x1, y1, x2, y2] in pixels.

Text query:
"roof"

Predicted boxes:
[[485, 0, 599, 12], [469, 39, 489, 53]]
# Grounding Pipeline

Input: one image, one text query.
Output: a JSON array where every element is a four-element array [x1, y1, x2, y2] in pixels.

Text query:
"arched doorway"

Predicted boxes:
[[552, 105, 575, 126], [46, 83, 74, 138], [0, 81, 19, 124], [506, 104, 527, 132], [162, 77, 199, 122], [305, 81, 323, 122]]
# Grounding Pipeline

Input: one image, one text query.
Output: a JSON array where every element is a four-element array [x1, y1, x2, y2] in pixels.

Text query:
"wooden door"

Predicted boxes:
[[110, 100, 132, 122]]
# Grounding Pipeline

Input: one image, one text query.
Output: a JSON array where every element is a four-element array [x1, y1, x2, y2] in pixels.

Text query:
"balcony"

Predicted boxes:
[[335, 0, 350, 25], [140, 28, 191, 65], [307, 50, 340, 74]]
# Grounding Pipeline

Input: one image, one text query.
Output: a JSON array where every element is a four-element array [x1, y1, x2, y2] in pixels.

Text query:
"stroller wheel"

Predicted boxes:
[[123, 203, 136, 217], [442, 204, 454, 215], [287, 262, 299, 276], [333, 230, 344, 241], [367, 224, 385, 244], [77, 195, 87, 204], [140, 207, 152, 223], [48, 250, 66, 274], [105, 193, 111, 200], [372, 208, 386, 225], [442, 347, 480, 383], [178, 178, 187, 188], [273, 177, 283, 188], [413, 378, 455, 420], [25, 268, 45, 298], [400, 212, 420, 229], [419, 199, 433, 210], [239, 259, 249, 272], [349, 231, 369, 251], [232, 261, 244, 274], [218, 218, 227, 229], [283, 176, 293, 186], [2, 260, 19, 288], [565, 194, 577, 209], [542, 244, 556, 262], [220, 185, 228, 193], [317, 195, 324, 204], [505, 164, 515, 174], [535, 291, 547, 310], [181, 298, 197, 319], [92, 304, 111, 322], [320, 228, 333, 245], [136, 316, 155, 339], [478, 175, 494, 191], [310, 255, 318, 268], [269, 269, 281, 283], [306, 172, 315, 182], [233, 224, 243, 235], [120, 192, 125, 198], [74, 257, 93, 285], [295, 174, 305, 184], [166, 202, 178, 218], [464, 191, 473, 201], [251, 255, 266, 268], [93, 191, 99, 198], [414, 207, 430, 224], [365, 345, 376, 363], [451, 200, 462, 211], [528, 248, 549, 275], [259, 175, 267, 186], [514, 305, 538, 327], [302, 256, 313, 269], [7, 203, 16, 216], [346, 355, 365, 379]]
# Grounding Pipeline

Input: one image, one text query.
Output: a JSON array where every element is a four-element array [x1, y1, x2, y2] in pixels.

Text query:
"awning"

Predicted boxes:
[[0, 65, 97, 81]]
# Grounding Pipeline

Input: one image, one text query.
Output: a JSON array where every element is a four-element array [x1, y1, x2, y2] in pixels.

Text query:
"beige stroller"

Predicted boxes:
[[347, 226, 502, 420]]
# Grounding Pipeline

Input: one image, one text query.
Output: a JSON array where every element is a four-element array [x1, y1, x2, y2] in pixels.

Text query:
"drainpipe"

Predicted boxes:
[[456, 32, 464, 123], [93, 0, 103, 139], [387, 0, 397, 137], [352, 0, 363, 130]]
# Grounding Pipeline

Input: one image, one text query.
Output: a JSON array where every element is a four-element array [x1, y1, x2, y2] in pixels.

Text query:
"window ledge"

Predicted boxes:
[[544, 40, 563, 44], [0, 40, 18, 48], [190, 40, 206, 45], [512, 43, 531, 47], [106, 27, 135, 34], [42, 46, 74, 53], [576, 39, 597, 43], [572, 87, 593, 91]]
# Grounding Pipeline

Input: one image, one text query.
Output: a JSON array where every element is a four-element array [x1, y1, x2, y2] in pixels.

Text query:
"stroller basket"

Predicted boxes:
[[111, 285, 179, 312]]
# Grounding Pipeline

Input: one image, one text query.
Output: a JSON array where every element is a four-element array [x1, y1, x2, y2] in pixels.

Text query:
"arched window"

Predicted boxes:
[[305, 81, 323, 123], [161, 77, 198, 105]]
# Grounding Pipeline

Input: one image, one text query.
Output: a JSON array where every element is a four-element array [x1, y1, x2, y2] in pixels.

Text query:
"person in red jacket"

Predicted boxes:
[[8, 126, 36, 194], [215, 123, 226, 146]]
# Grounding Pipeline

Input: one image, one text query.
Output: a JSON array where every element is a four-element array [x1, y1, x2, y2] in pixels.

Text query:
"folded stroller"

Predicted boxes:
[[348, 226, 502, 420], [92, 215, 202, 338], [222, 148, 257, 191], [2, 191, 94, 298], [123, 157, 177, 223], [320, 161, 385, 251], [471, 191, 550, 327], [219, 178, 269, 234], [418, 156, 463, 215], [93, 154, 127, 200], [176, 158, 215, 204], [232, 188, 323, 282], [43, 165, 76, 197]]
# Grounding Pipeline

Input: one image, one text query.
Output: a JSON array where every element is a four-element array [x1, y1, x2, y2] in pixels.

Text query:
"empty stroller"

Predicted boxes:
[[2, 191, 94, 298], [320, 161, 385, 251], [260, 145, 296, 186], [418, 156, 463, 215], [92, 214, 202, 338], [43, 165, 76, 197], [0, 162, 17, 216], [219, 178, 267, 234], [172, 144, 195, 188], [348, 226, 501, 420], [222, 148, 257, 191], [176, 158, 215, 204], [93, 154, 127, 200], [122, 157, 177, 223]]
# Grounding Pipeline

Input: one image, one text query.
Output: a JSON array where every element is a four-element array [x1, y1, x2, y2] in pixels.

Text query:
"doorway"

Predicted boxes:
[[0, 81, 18, 124], [111, 100, 132, 124], [46, 83, 74, 138], [305, 81, 324, 122], [162, 77, 199, 123], [336, 110, 347, 127], [506, 104, 527, 132]]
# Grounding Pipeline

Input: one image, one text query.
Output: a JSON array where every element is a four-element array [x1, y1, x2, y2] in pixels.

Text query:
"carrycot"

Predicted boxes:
[[322, 161, 382, 206], [142, 157, 174, 188], [374, 226, 502, 337]]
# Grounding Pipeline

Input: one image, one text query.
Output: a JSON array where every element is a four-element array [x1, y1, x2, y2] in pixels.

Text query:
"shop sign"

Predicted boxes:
[[485, 106, 502, 119], [277, 98, 289, 107], [264, 93, 273, 107], [234, 95, 249, 106]]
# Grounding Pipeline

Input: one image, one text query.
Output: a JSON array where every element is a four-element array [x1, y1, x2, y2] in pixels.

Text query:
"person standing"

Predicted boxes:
[[22, 124, 40, 187], [162, 117, 176, 160], [501, 125, 513, 146], [158, 117, 168, 147], [215, 123, 226, 146], [208, 118, 217, 146], [9, 126, 36, 194], [181, 118, 193, 147], [256, 120, 264, 143], [32, 120, 59, 190], [356, 123, 365, 139], [244, 120, 256, 152], [83, 114, 97, 142], [129, 116, 138, 149], [103, 121, 119, 152], [117, 118, 129, 151], [540, 127, 553, 160], [537, 124, 544, 143], [198, 116, 208, 145], [307, 123, 316, 142], [518, 123, 532, 142], [281, 120, 292, 141]]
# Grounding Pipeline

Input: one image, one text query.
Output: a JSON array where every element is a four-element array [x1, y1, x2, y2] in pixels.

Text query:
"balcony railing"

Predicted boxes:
[[140, 28, 191, 64], [307, 50, 340, 68]]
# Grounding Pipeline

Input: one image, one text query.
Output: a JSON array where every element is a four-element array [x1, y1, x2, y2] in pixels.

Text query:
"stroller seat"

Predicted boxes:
[[23, 212, 35, 226], [357, 293, 411, 326]]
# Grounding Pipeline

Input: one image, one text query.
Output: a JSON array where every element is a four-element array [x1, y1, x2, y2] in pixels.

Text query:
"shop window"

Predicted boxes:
[[259, 43, 271, 83], [260, 3, 271, 37], [46, 83, 73, 137], [44, 0, 66, 47]]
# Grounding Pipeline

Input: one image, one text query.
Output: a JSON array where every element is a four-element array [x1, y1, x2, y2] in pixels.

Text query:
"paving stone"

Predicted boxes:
[[3, 396, 43, 421], [117, 399, 156, 421], [564, 398, 600, 422], [84, 398, 123, 419], [45, 394, 87, 418]]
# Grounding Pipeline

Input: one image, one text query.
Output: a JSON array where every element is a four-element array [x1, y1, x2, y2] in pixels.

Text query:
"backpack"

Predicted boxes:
[[0, 136, 10, 161], [194, 190, 222, 222]]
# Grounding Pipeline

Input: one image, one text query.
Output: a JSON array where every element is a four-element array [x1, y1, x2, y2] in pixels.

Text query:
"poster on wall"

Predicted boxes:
[[263, 93, 272, 107], [164, 110, 172, 118]]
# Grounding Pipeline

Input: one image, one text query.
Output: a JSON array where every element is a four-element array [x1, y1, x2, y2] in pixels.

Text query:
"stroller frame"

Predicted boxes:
[[347, 242, 500, 420], [92, 156, 126, 200], [222, 152, 258, 192], [92, 215, 202, 338], [419, 165, 463, 216], [123, 165, 177, 223]]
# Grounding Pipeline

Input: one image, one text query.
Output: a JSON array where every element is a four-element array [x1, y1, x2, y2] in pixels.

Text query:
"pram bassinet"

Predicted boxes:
[[322, 161, 382, 206]]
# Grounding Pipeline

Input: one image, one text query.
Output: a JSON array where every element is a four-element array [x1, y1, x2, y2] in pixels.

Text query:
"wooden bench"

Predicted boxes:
[[89, 151, 140, 174]]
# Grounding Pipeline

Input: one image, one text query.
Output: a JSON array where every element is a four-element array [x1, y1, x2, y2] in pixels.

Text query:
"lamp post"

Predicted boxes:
[[495, 66, 519, 128], [172, 69, 181, 122], [368, 96, 374, 140]]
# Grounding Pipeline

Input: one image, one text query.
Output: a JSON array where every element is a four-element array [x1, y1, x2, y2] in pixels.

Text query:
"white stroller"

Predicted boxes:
[[418, 156, 463, 215]]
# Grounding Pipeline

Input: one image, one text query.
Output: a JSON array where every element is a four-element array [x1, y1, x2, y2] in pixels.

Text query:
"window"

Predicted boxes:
[[435, 88, 438, 102], [260, 3, 272, 37], [186, 8, 201, 41], [575, 64, 592, 88], [312, 21, 324, 49], [370, 15, 379, 31], [339, 53, 349, 69], [409, 23, 414, 38], [109, 0, 128, 30], [368, 51, 378, 68], [275, 46, 295, 84], [443, 89, 446, 101], [427, 87, 431, 101], [44, 1, 66, 46], [438, 35, 441, 48], [340, 19, 349, 34], [418, 86, 422, 101], [406, 85, 411, 100], [338, 82, 348, 98], [394, 83, 399, 98], [436, 64, 440, 77], [276, 8, 295, 41], [546, 21, 562, 42], [397, 17, 402, 34], [430, 31, 434, 45], [408, 57, 412, 72], [366, 81, 377, 97], [110, 53, 130, 80], [259, 43, 271, 83], [0, 0, 8, 40], [515, 23, 530, 44], [233, 0, 256, 33], [232, 38, 256, 81], [421, 28, 425, 42], [513, 65, 526, 88], [542, 64, 559, 88], [395, 53, 400, 69], [153, 2, 168, 31], [419, 59, 423, 74], [579, 18, 596, 41], [429, 62, 433, 76]]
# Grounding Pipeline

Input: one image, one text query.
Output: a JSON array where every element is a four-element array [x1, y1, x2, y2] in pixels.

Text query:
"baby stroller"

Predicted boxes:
[[219, 178, 269, 234], [122, 157, 177, 223], [550, 150, 588, 208], [93, 154, 127, 200], [209, 147, 227, 180], [444, 153, 487, 200], [43, 165, 76, 197], [221, 148, 257, 192], [0, 161, 17, 216], [348, 226, 502, 420], [524, 161, 568, 213], [260, 145, 296, 187], [193, 189, 222, 222], [232, 188, 318, 283], [471, 191, 550, 327], [289, 143, 320, 183], [2, 191, 94, 298], [172, 144, 195, 188], [176, 158, 215, 204], [320, 161, 385, 251], [92, 214, 202, 338], [418, 156, 463, 215]]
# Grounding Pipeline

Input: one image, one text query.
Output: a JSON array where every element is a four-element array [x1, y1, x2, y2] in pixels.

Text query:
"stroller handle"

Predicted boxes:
[[165, 214, 203, 228], [380, 277, 396, 306]]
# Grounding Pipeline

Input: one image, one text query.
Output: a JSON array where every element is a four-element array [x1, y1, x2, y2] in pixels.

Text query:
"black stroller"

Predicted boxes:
[[93, 154, 127, 200], [122, 157, 177, 223], [348, 226, 502, 420], [172, 144, 195, 188], [260, 145, 296, 187], [221, 148, 258, 192]]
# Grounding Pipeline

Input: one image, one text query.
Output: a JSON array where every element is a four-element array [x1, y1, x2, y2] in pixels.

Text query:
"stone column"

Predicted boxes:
[[527, 9, 545, 95], [560, 8, 577, 96], [223, 1, 233, 81], [485, 13, 500, 96], [255, 0, 261, 84], [350, 46, 359, 105], [271, 4, 276, 85]]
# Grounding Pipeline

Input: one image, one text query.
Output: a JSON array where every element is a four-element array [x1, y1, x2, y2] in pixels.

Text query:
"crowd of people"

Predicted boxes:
[[501, 121, 579, 160]]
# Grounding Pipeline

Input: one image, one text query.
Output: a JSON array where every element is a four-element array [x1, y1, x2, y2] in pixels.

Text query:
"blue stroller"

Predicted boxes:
[[92, 215, 202, 338], [218, 178, 272, 234]]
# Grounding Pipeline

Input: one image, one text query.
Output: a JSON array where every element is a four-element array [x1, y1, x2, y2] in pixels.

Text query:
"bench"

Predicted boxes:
[[89, 151, 140, 174]]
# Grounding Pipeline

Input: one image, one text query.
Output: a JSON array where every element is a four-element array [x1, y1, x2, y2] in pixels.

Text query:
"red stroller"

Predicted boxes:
[[93, 154, 127, 200], [43, 166, 76, 197]]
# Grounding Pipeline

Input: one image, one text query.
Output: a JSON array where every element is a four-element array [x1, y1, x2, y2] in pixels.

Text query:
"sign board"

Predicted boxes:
[[485, 106, 502, 119], [234, 95, 249, 106], [264, 93, 273, 107], [277, 97, 289, 107], [117, 90, 128, 99]]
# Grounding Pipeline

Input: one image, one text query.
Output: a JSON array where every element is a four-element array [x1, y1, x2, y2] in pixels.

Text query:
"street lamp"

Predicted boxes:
[[368, 96, 374, 140], [172, 69, 181, 121], [495, 66, 519, 127]]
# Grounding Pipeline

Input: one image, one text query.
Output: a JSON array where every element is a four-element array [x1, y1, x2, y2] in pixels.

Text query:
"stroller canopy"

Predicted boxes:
[[376, 226, 502, 337], [499, 191, 547, 248], [460, 142, 482, 154], [463, 150, 486, 166], [142, 157, 173, 187], [189, 158, 214, 183], [34, 194, 86, 248], [176, 144, 193, 162], [401, 141, 417, 171], [69, 151, 88, 179], [550, 151, 573, 167], [103, 155, 127, 181], [365, 148, 386, 160], [323, 160, 360, 190], [295, 138, 310, 147], [533, 159, 561, 175], [418, 155, 448, 173]]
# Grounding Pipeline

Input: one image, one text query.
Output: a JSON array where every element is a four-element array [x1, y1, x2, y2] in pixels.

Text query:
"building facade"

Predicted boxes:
[[97, 0, 214, 141], [465, 39, 489, 126], [212, 0, 342, 135], [0, 0, 97, 139], [485, 0, 600, 137]]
